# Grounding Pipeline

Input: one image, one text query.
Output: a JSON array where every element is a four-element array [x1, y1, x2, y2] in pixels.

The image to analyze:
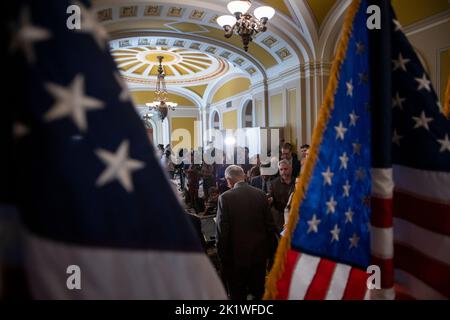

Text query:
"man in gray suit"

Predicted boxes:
[[216, 165, 277, 300]]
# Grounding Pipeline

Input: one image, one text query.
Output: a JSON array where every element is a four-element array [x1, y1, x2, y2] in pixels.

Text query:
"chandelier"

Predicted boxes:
[[145, 56, 177, 121], [217, 0, 275, 52]]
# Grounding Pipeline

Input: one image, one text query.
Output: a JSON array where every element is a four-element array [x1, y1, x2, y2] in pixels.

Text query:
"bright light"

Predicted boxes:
[[227, 1, 251, 14], [225, 136, 236, 146], [254, 6, 275, 20], [217, 15, 237, 28]]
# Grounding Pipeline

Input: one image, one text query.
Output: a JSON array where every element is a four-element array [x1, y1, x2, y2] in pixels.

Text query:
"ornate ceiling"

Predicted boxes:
[[110, 36, 260, 84], [92, 0, 449, 107], [112, 44, 228, 85], [94, 0, 301, 75]]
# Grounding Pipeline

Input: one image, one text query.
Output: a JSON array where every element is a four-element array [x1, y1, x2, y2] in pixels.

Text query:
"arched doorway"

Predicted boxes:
[[242, 100, 253, 128], [143, 114, 158, 144], [212, 111, 220, 130]]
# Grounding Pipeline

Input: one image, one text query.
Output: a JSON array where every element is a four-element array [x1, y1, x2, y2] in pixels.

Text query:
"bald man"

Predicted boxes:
[[216, 165, 277, 300]]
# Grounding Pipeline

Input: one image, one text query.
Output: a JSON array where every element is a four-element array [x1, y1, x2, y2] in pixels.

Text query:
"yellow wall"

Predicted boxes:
[[392, 0, 450, 26], [212, 78, 251, 104], [171, 117, 197, 150], [303, 0, 449, 29], [288, 89, 298, 147], [185, 84, 208, 98], [203, 26, 278, 69], [255, 99, 264, 127], [440, 49, 450, 105], [306, 0, 337, 27], [222, 110, 238, 130], [131, 91, 196, 107], [261, 0, 293, 19], [269, 94, 283, 127]]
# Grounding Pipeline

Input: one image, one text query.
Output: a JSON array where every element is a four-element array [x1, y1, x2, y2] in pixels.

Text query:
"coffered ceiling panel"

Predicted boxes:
[[110, 36, 262, 84], [94, 1, 299, 72]]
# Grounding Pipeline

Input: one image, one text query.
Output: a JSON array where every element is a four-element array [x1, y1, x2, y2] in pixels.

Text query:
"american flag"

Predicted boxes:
[[2, 0, 226, 299], [264, 0, 450, 300], [372, 2, 450, 300]]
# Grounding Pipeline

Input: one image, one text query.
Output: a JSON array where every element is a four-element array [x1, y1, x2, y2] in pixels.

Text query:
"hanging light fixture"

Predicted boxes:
[[217, 0, 275, 52], [145, 56, 177, 121]]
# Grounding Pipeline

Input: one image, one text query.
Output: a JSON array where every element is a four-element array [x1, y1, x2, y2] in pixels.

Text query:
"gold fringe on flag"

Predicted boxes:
[[444, 74, 450, 119], [263, 0, 363, 300]]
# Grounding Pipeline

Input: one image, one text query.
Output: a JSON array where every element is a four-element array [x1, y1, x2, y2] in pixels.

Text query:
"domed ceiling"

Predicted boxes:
[[95, 0, 449, 107], [111, 44, 231, 86]]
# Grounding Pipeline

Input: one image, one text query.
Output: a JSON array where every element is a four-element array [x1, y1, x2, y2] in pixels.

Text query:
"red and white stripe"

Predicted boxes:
[[371, 166, 450, 300], [275, 250, 368, 300], [370, 168, 395, 299], [392, 165, 450, 299]]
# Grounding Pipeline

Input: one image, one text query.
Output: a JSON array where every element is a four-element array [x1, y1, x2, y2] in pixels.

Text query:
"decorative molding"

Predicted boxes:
[[167, 7, 185, 18], [119, 6, 138, 18], [403, 10, 450, 36], [144, 5, 162, 17], [301, 61, 332, 78], [95, 2, 306, 72], [97, 8, 112, 22], [190, 10, 206, 20]]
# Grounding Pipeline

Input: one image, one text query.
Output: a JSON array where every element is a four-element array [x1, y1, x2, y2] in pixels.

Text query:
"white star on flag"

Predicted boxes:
[[95, 140, 146, 193], [307, 214, 321, 234], [392, 130, 403, 146], [349, 233, 360, 249], [75, 1, 109, 49], [392, 52, 410, 72], [392, 92, 406, 110], [345, 208, 354, 223], [339, 152, 349, 170], [330, 225, 341, 243], [346, 79, 353, 97], [44, 74, 104, 132], [437, 134, 450, 153], [322, 167, 334, 186], [353, 142, 362, 155], [335, 122, 348, 140], [114, 72, 131, 102], [393, 19, 402, 31], [356, 42, 365, 55], [415, 73, 432, 92], [13, 122, 30, 139], [10, 6, 51, 64], [326, 196, 337, 215], [356, 167, 366, 181], [343, 181, 351, 198], [349, 111, 359, 127], [358, 73, 368, 84], [412, 111, 433, 131]]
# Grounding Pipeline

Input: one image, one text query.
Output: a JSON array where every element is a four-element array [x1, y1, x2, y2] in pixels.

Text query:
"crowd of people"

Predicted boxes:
[[155, 141, 310, 300]]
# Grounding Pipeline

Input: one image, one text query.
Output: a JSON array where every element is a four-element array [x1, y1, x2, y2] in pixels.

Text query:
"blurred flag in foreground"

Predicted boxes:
[[2, 0, 226, 299], [264, 0, 450, 300]]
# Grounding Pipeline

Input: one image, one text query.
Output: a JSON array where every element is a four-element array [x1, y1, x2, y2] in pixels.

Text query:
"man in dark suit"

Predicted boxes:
[[280, 142, 301, 178], [250, 157, 278, 193], [216, 165, 277, 300]]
